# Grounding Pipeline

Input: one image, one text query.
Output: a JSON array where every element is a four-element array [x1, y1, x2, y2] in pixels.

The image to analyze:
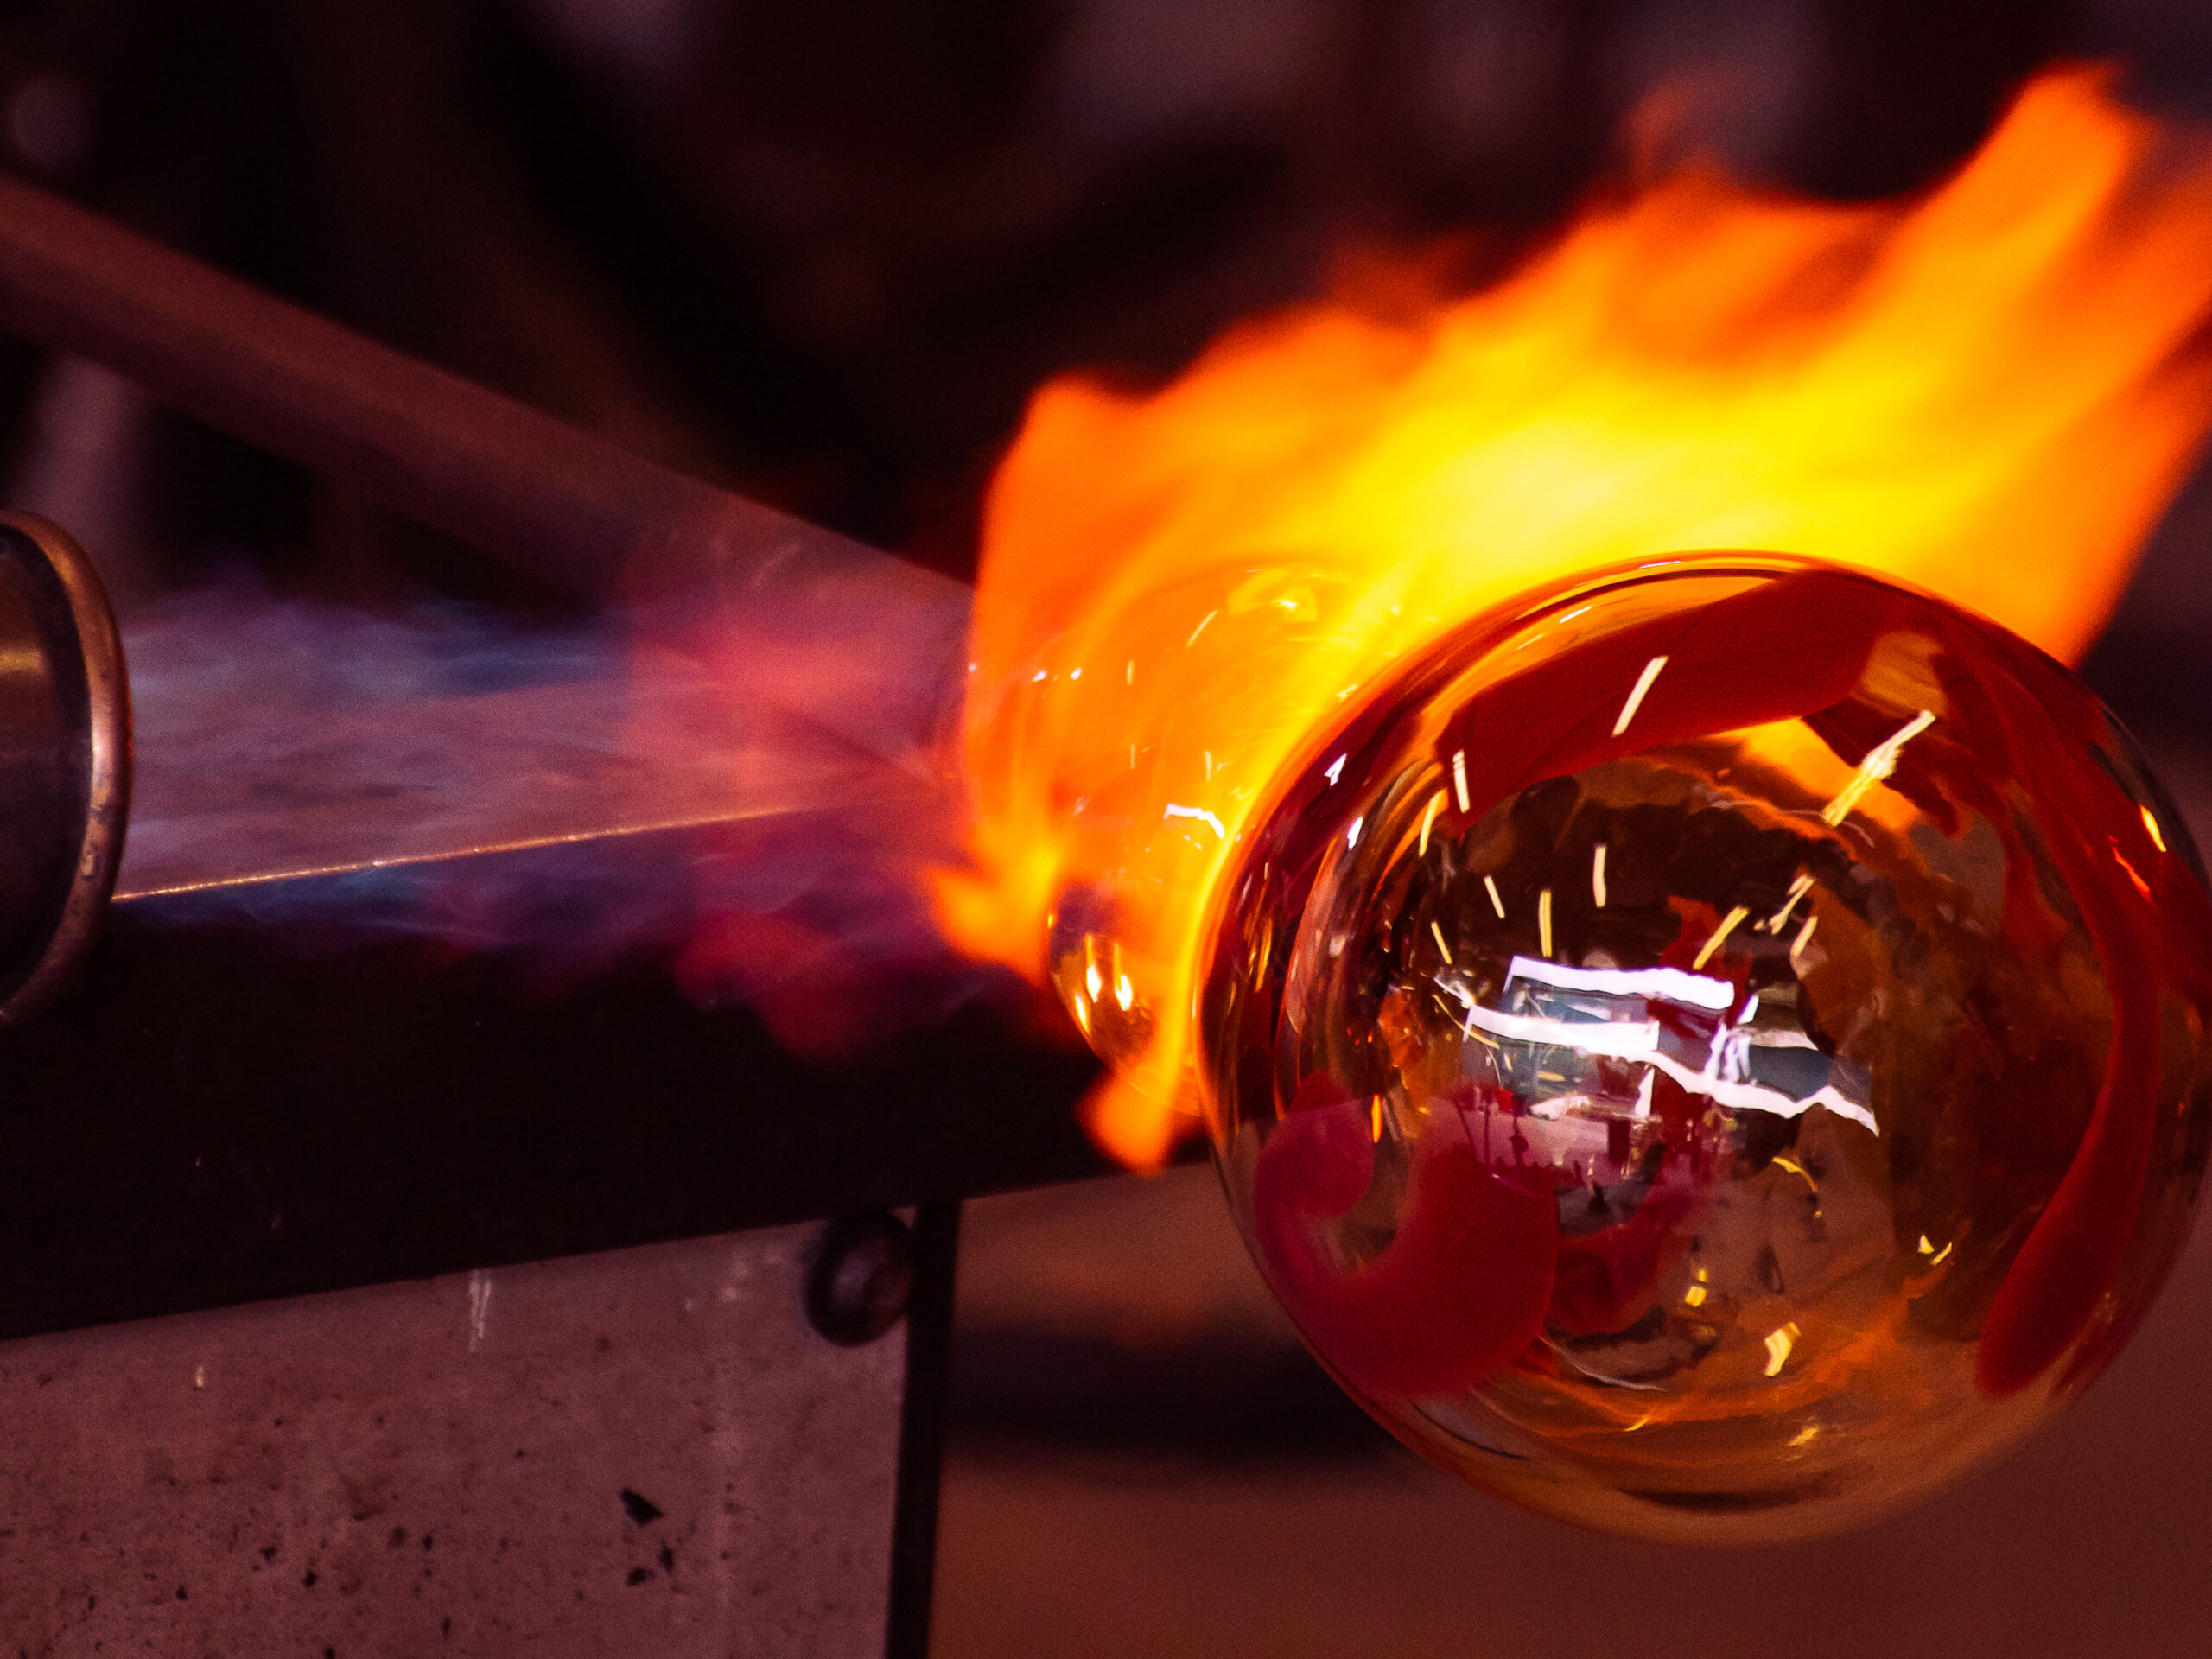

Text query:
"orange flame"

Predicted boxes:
[[935, 67, 2212, 1167]]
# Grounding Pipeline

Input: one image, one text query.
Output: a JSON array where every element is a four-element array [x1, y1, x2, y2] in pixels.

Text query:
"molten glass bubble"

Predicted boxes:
[[1200, 554, 2212, 1542]]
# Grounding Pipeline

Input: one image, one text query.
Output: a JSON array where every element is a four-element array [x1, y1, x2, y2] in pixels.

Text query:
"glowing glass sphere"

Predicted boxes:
[[1200, 555, 2212, 1542]]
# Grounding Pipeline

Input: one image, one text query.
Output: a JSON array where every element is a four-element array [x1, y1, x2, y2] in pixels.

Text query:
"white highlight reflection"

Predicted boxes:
[[1505, 955, 1734, 1011], [1445, 957, 1878, 1135]]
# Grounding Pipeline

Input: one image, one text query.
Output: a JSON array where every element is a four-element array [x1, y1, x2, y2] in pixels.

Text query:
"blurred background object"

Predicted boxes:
[[1, 1, 2209, 1653], [942, 1156, 2212, 1659], [0, 0, 2171, 604], [2, 0, 2202, 743]]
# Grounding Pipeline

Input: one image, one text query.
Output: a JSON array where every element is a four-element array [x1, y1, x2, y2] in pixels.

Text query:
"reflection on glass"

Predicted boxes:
[[1203, 556, 2212, 1543]]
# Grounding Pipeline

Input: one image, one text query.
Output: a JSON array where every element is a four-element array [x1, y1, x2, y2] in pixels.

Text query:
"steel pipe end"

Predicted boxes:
[[0, 512, 127, 1024]]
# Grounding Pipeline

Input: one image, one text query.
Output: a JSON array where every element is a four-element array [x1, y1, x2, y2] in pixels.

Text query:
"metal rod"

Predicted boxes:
[[111, 671, 943, 902], [886, 1201, 961, 1659], [0, 172, 970, 766]]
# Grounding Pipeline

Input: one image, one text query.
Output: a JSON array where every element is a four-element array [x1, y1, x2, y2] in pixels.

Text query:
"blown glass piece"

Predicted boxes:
[[1201, 555, 2212, 1541]]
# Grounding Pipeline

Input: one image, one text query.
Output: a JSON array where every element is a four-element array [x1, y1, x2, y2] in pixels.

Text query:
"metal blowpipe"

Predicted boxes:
[[0, 170, 973, 772]]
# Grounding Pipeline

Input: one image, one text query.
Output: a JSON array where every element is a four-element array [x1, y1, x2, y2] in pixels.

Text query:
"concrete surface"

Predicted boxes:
[[0, 1223, 906, 1657]]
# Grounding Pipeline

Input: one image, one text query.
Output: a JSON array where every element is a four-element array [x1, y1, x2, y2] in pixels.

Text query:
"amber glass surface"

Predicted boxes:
[[1200, 555, 2212, 1542]]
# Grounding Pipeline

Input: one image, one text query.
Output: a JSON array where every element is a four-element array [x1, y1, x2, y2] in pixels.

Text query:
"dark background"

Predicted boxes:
[[1, 4, 2209, 1655], [0, 0, 2199, 617], [0, 0, 2203, 712]]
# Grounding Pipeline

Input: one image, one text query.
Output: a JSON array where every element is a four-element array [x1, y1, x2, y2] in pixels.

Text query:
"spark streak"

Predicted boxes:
[[1692, 905, 1749, 970], [1767, 874, 1815, 932], [1821, 709, 1936, 826], [1418, 791, 1444, 856], [1789, 912, 1820, 968], [1612, 655, 1669, 737]]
